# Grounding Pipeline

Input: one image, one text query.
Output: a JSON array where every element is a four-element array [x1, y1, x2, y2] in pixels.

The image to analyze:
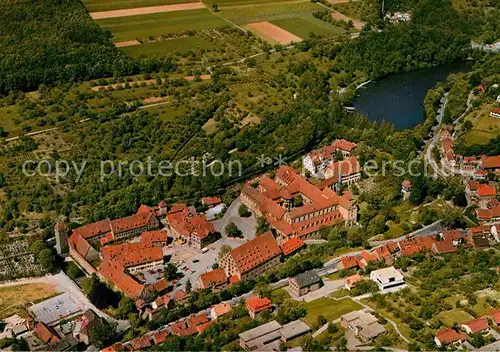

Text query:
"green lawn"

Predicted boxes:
[[122, 36, 214, 56], [302, 297, 362, 327], [97, 9, 227, 42], [461, 110, 500, 145], [436, 309, 474, 326], [219, 1, 323, 24], [82, 0, 198, 12], [271, 16, 346, 39]]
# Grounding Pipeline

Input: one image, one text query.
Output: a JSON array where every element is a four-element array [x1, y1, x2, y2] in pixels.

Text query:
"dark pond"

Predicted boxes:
[[353, 61, 472, 130]]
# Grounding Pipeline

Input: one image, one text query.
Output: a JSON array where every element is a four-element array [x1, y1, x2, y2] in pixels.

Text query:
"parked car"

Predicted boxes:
[[193, 259, 199, 263]]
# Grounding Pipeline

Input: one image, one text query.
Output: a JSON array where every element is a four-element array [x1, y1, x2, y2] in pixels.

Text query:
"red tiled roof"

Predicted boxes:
[[72, 219, 111, 239], [468, 181, 480, 191], [478, 205, 500, 220], [102, 242, 163, 268], [130, 336, 151, 350], [332, 139, 357, 152], [482, 155, 500, 170], [327, 157, 361, 178], [167, 206, 215, 241], [402, 180, 412, 189], [360, 250, 378, 263], [492, 108, 500, 114], [432, 241, 457, 254], [345, 274, 362, 288], [463, 317, 489, 333], [153, 278, 168, 293], [98, 261, 144, 298], [229, 275, 240, 285], [152, 329, 168, 345], [202, 196, 222, 206], [34, 323, 60, 345], [173, 290, 188, 301], [280, 237, 305, 256], [211, 303, 232, 318], [199, 269, 227, 289], [469, 226, 491, 236], [101, 343, 124, 352], [141, 230, 168, 244], [490, 309, 500, 325], [435, 327, 468, 345], [110, 212, 153, 233], [477, 184, 497, 197], [340, 255, 359, 269], [230, 232, 282, 274], [246, 296, 272, 313]]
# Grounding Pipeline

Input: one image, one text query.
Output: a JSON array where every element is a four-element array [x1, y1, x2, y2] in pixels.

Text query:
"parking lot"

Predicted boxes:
[[165, 236, 244, 290]]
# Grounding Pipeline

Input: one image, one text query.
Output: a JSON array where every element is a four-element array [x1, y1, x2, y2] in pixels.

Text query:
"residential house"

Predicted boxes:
[[370, 267, 405, 291], [34, 323, 61, 347], [196, 268, 228, 292], [141, 230, 169, 247], [402, 180, 412, 199], [490, 108, 500, 119], [461, 317, 490, 335], [345, 274, 363, 290], [152, 329, 169, 345], [337, 255, 360, 270], [434, 327, 468, 348], [219, 231, 282, 281], [210, 303, 232, 320], [288, 270, 322, 297], [246, 296, 273, 319], [481, 155, 500, 175], [201, 196, 222, 207], [130, 336, 151, 351], [340, 311, 386, 341], [72, 309, 103, 345]]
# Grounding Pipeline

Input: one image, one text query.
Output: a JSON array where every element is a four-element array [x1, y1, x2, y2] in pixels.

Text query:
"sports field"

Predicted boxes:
[[82, 0, 198, 12], [97, 8, 227, 42], [121, 36, 214, 57]]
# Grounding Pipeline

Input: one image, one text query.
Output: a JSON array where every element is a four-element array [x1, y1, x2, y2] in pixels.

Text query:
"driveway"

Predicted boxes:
[[212, 197, 257, 240]]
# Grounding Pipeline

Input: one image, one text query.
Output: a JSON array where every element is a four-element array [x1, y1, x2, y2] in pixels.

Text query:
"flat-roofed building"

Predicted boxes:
[[239, 320, 282, 350], [370, 266, 405, 291], [280, 320, 312, 342], [341, 310, 386, 341]]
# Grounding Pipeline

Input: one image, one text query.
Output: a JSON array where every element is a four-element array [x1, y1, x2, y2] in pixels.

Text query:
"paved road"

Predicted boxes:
[[369, 220, 443, 246], [425, 93, 450, 179]]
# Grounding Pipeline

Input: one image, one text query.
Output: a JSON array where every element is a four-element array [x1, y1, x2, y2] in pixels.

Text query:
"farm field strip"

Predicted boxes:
[[270, 15, 346, 38], [115, 40, 141, 47], [90, 2, 205, 19], [82, 0, 198, 12], [247, 22, 302, 45], [202, 0, 295, 6], [120, 36, 214, 56], [96, 9, 227, 42]]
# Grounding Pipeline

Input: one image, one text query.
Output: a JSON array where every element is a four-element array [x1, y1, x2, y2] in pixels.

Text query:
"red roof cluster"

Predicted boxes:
[[167, 204, 215, 241], [241, 166, 354, 238], [169, 312, 212, 337], [477, 183, 497, 197], [326, 157, 361, 180], [308, 139, 357, 166]]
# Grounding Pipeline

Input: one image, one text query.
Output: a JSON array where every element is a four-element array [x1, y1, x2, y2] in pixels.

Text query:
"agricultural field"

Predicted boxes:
[[82, 0, 198, 12], [121, 36, 215, 57], [96, 9, 227, 42], [0, 283, 56, 319], [330, 0, 375, 22], [219, 1, 325, 25], [271, 16, 346, 39], [204, 0, 293, 6]]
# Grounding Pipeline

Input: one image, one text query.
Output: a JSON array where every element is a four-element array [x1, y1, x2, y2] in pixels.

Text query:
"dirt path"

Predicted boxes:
[[115, 40, 141, 47], [90, 2, 205, 20]]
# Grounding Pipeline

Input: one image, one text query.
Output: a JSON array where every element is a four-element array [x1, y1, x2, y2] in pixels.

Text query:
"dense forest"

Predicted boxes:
[[0, 0, 177, 96]]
